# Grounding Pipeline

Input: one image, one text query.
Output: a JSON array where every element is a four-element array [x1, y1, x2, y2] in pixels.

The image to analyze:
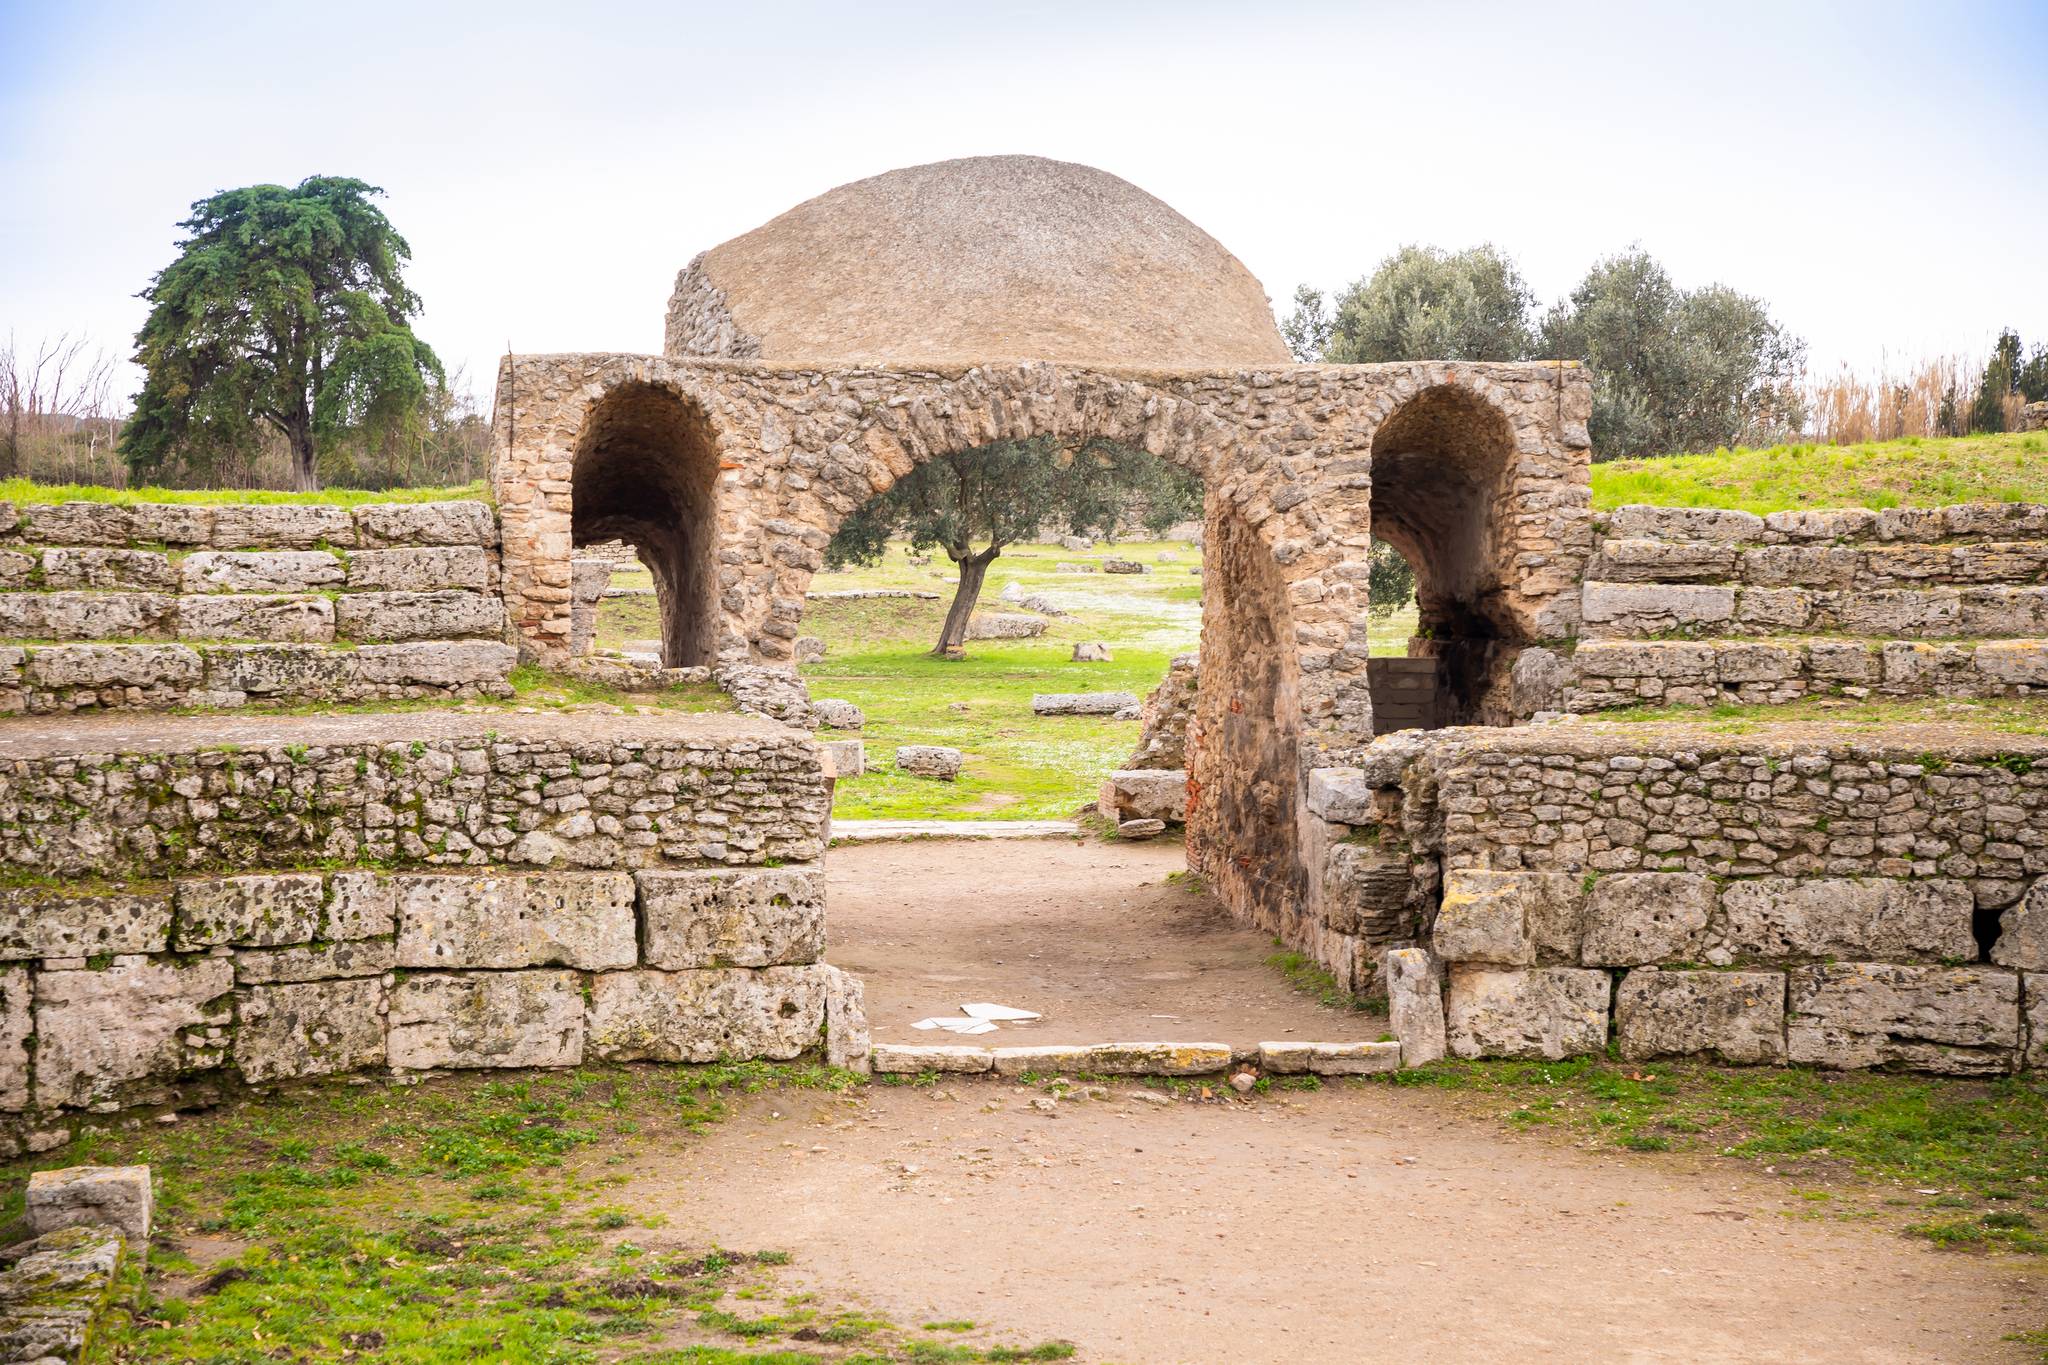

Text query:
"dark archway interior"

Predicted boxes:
[[1367, 387, 1520, 728], [573, 383, 720, 667]]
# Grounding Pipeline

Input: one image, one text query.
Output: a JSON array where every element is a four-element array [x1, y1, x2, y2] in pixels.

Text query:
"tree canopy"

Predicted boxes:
[[122, 176, 443, 490], [826, 437, 1200, 656], [1285, 244, 1535, 366]]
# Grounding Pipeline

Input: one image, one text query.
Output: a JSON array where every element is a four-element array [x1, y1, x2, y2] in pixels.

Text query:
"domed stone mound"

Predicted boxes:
[[665, 155, 1290, 370]]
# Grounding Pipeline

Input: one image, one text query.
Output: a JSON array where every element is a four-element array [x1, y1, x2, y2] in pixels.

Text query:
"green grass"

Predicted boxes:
[[1264, 940, 1384, 1014], [0, 1063, 1076, 1364], [1590, 430, 2048, 515], [0, 476, 491, 507], [1391, 1057, 2048, 1253], [1595, 695, 2048, 736]]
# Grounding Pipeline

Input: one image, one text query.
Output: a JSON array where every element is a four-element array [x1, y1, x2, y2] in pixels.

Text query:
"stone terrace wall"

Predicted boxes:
[[1307, 724, 2046, 1074], [0, 711, 861, 1152], [1557, 502, 2048, 713], [0, 499, 514, 711]]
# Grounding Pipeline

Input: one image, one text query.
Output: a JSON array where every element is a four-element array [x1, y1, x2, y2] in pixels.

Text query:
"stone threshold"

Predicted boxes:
[[870, 1040, 1401, 1077], [829, 819, 1081, 843]]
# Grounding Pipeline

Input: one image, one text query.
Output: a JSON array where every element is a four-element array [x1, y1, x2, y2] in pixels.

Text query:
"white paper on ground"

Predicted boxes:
[[961, 1002, 1042, 1021], [911, 1017, 1000, 1034]]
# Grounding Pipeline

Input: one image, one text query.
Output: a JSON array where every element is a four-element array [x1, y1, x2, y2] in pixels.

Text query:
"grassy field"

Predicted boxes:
[[0, 476, 491, 507], [1591, 430, 2048, 514]]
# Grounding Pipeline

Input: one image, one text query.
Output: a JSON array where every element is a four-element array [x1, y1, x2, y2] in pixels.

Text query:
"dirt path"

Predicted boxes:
[[623, 1080, 2038, 1364], [825, 838, 1369, 1045]]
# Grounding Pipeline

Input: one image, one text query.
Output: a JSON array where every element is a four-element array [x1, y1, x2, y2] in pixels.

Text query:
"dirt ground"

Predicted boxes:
[[824, 837, 1366, 1045], [623, 1080, 2039, 1364]]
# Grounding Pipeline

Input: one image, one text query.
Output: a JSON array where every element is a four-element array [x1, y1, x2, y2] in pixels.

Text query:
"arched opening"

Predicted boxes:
[[572, 382, 720, 667], [1367, 385, 1521, 728]]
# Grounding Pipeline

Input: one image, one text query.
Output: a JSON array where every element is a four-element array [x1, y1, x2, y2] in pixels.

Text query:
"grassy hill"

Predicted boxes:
[[1591, 430, 2048, 514]]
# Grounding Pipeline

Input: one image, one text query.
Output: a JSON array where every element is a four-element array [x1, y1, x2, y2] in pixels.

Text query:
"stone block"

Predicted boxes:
[[794, 636, 826, 662], [870, 1044, 992, 1073], [1591, 538, 1737, 582], [1606, 505, 1764, 542], [895, 745, 962, 779], [33, 957, 234, 1109], [180, 550, 344, 593], [0, 1222, 126, 1359], [822, 964, 871, 1073], [636, 866, 825, 969], [1973, 640, 2048, 687], [1434, 870, 1583, 966], [235, 978, 387, 1083], [989, 1042, 1230, 1076], [0, 549, 30, 588], [1714, 878, 1976, 963], [1738, 544, 1860, 588], [1101, 559, 1148, 574], [1032, 690, 1140, 716], [38, 548, 178, 591], [201, 643, 352, 696], [1306, 1041, 1401, 1075], [1322, 842, 1418, 943], [2025, 974, 2046, 1071], [326, 873, 397, 939], [1787, 964, 2020, 1074], [394, 872, 637, 969], [0, 966, 27, 1111], [1071, 641, 1112, 661], [810, 698, 864, 729], [234, 938, 396, 985], [172, 874, 325, 949], [351, 640, 516, 688], [25, 1166, 152, 1243], [0, 886, 171, 961], [346, 546, 492, 591], [821, 738, 864, 777], [1579, 873, 1715, 967], [585, 965, 828, 1062], [1571, 640, 1718, 680], [1763, 507, 1877, 541], [22, 501, 213, 546], [211, 503, 356, 549], [1445, 966, 1610, 1060], [353, 501, 496, 547], [334, 590, 505, 642], [1258, 1041, 1314, 1073], [23, 642, 202, 690], [1615, 968, 1786, 1064], [1732, 590, 1815, 630], [387, 970, 584, 1069], [1991, 879, 2048, 970], [0, 590, 173, 640], [1096, 768, 1188, 823], [1117, 818, 1167, 839], [1836, 588, 1959, 635], [1304, 767, 1376, 824], [1384, 948, 1447, 1066], [965, 612, 1046, 640], [176, 594, 335, 643], [1580, 582, 1735, 628]]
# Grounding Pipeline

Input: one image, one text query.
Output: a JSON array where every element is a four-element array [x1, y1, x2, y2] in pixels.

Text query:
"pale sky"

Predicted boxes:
[[4, 0, 2045, 407]]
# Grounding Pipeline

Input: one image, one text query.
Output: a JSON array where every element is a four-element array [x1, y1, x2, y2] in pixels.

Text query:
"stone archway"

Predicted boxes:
[[571, 381, 721, 667], [1365, 383, 1524, 727]]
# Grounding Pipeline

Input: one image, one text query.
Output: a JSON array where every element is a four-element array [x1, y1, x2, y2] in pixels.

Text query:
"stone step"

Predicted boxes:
[[868, 1040, 1402, 1077], [1, 639, 518, 713], [829, 819, 1079, 843]]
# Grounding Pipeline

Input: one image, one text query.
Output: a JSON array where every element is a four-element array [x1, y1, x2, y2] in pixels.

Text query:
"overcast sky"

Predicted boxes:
[[4, 0, 2044, 406]]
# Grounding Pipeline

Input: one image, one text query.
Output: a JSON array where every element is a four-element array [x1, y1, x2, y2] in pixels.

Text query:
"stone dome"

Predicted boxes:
[[664, 155, 1291, 370]]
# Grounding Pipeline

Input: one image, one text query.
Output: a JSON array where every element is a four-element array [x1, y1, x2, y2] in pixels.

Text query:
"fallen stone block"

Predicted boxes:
[[1117, 818, 1167, 840], [1032, 690, 1139, 716], [394, 872, 637, 970], [1097, 768, 1187, 823], [387, 970, 584, 1070], [1446, 966, 1610, 1060], [895, 745, 962, 779], [793, 635, 826, 662], [1101, 559, 1148, 574], [636, 866, 826, 969], [1579, 873, 1715, 967], [966, 613, 1046, 640], [1306, 1041, 1401, 1075], [1384, 948, 1447, 1067], [1052, 562, 1097, 573], [1071, 641, 1111, 661], [235, 978, 388, 1083], [871, 1043, 992, 1073], [811, 697, 865, 729], [822, 965, 871, 1073], [1615, 968, 1786, 1064], [585, 965, 829, 1063], [26, 1165, 152, 1243], [1787, 963, 2019, 1075]]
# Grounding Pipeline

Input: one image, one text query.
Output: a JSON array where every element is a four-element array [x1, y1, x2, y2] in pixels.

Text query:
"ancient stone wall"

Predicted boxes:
[[0, 499, 514, 711], [1307, 724, 2045, 1074], [0, 711, 863, 1153], [1553, 502, 2048, 713]]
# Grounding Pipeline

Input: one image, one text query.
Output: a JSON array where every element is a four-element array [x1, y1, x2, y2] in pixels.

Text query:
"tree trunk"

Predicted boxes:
[[288, 419, 319, 492], [932, 546, 999, 657]]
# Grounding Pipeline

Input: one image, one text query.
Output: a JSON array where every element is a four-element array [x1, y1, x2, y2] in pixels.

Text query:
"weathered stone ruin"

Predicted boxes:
[[1, 153, 2040, 1147]]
